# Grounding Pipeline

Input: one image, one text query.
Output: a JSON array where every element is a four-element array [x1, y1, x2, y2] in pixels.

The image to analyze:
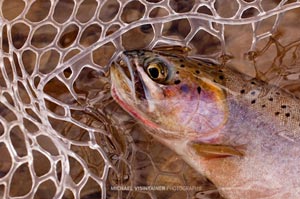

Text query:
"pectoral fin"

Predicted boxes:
[[190, 142, 244, 159]]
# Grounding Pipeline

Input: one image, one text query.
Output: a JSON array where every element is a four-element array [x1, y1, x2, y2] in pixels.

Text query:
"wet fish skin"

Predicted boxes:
[[111, 49, 300, 199], [111, 50, 230, 142]]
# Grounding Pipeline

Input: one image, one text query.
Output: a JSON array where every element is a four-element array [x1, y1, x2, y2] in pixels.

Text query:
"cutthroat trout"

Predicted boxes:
[[110, 47, 300, 199]]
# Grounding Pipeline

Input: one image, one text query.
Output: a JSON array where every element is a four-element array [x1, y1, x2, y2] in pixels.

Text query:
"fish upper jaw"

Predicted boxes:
[[112, 54, 166, 112], [110, 62, 136, 101]]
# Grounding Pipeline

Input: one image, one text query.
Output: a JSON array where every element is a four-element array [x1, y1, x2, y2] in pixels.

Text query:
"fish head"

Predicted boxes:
[[111, 50, 228, 141]]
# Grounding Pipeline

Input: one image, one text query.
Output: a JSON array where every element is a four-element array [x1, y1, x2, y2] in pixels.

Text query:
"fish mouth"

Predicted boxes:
[[110, 53, 160, 129], [110, 53, 146, 103]]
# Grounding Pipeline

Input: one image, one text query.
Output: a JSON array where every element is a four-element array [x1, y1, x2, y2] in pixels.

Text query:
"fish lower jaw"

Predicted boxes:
[[111, 86, 160, 129], [111, 86, 223, 143]]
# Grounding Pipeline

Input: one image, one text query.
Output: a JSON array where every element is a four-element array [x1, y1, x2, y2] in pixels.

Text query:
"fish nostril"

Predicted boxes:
[[123, 51, 130, 56], [123, 50, 138, 57]]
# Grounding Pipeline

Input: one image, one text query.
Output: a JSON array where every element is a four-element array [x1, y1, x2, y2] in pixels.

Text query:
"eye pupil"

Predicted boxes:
[[148, 67, 159, 79], [145, 61, 168, 83]]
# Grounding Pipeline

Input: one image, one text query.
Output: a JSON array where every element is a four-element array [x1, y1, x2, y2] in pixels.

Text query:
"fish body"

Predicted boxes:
[[110, 48, 300, 199]]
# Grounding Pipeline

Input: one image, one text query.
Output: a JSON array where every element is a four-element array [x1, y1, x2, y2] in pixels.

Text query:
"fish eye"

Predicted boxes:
[[146, 63, 168, 82]]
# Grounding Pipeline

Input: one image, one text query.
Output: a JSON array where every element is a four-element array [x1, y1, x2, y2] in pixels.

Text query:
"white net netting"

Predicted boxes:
[[1, 0, 300, 198]]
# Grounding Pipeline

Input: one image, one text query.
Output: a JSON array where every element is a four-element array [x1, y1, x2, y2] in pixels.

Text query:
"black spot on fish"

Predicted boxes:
[[251, 100, 256, 104], [180, 84, 189, 93], [179, 59, 184, 62], [281, 105, 287, 109], [195, 70, 200, 74], [176, 71, 179, 74], [218, 69, 223, 73], [251, 91, 256, 95], [219, 75, 224, 80], [180, 64, 185, 68], [269, 97, 273, 101], [275, 112, 280, 116], [262, 104, 266, 108], [174, 80, 181, 84], [285, 113, 290, 117], [197, 86, 201, 94], [276, 92, 280, 95], [240, 89, 245, 94], [251, 81, 256, 85]]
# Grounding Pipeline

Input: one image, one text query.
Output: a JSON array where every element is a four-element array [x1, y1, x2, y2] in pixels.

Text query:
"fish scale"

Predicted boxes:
[[221, 66, 300, 142]]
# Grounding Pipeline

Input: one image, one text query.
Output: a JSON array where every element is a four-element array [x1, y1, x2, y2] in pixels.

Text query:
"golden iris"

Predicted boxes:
[[146, 63, 168, 82]]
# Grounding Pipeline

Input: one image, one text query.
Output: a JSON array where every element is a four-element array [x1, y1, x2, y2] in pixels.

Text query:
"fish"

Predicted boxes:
[[110, 47, 300, 199]]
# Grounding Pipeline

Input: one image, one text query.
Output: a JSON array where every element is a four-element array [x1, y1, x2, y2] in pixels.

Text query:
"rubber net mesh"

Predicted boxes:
[[1, 0, 300, 198]]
